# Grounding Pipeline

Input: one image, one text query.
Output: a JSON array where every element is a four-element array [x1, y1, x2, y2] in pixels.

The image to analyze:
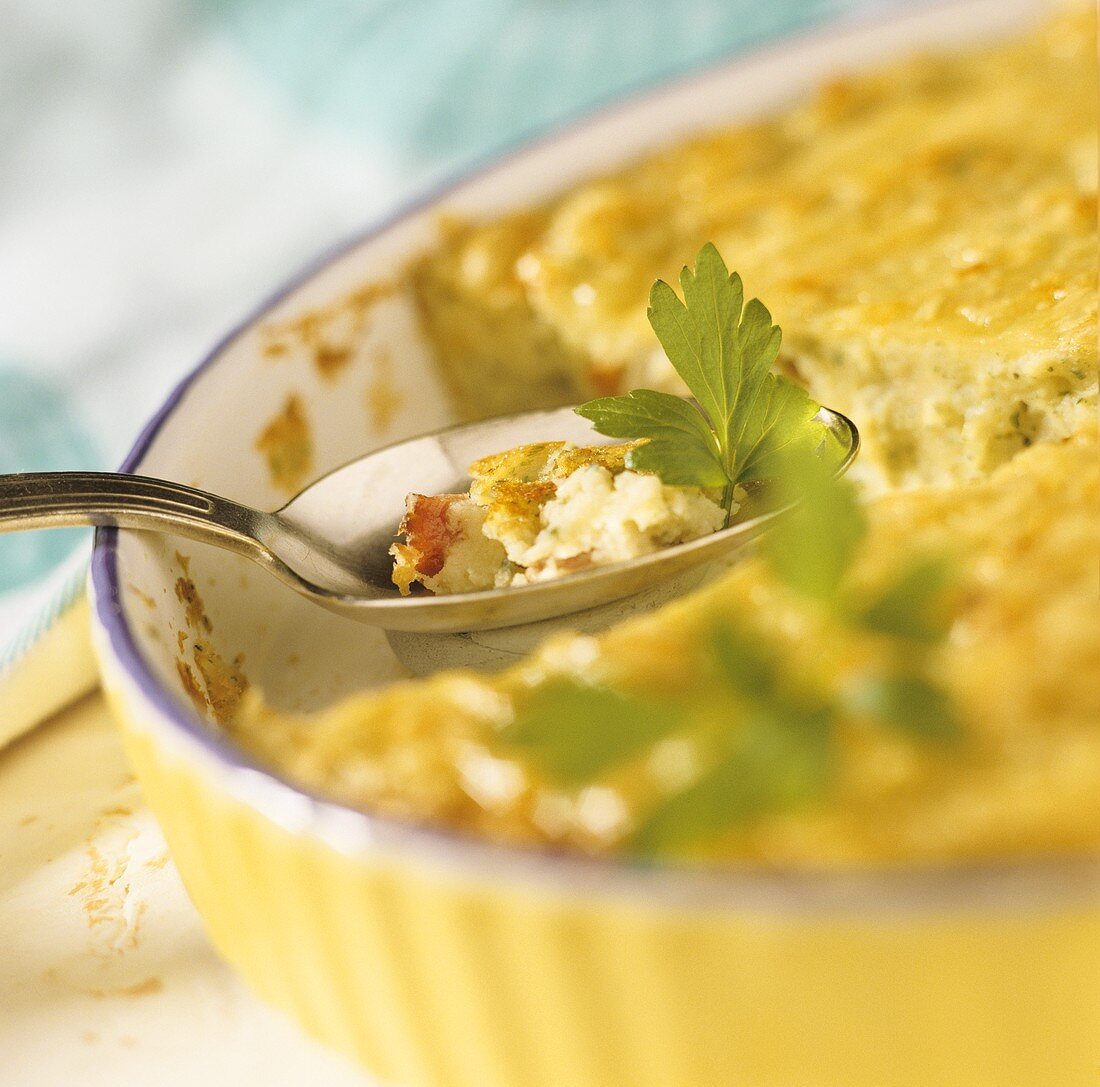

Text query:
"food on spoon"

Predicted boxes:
[[392, 244, 828, 595], [390, 440, 729, 594]]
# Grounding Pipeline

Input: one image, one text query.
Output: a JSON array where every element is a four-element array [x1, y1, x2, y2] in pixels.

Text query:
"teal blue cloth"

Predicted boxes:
[[1, 0, 874, 649], [205, 0, 841, 176], [0, 368, 98, 592]]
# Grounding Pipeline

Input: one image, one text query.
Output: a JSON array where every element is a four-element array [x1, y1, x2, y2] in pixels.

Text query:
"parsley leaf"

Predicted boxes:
[[574, 388, 728, 488], [631, 704, 831, 853], [498, 679, 682, 786], [627, 622, 833, 853], [709, 622, 781, 700], [575, 243, 825, 519], [853, 557, 954, 643], [761, 451, 867, 601], [843, 673, 963, 744]]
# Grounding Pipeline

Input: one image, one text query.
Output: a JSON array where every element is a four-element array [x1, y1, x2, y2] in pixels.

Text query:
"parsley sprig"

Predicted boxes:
[[575, 243, 826, 521], [496, 248, 965, 856]]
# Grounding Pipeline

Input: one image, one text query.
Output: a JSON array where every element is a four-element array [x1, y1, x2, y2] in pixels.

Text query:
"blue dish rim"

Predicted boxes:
[[87, 0, 1096, 909]]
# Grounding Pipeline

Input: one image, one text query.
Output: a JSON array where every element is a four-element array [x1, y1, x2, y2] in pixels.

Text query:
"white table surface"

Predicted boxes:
[[0, 693, 378, 1086]]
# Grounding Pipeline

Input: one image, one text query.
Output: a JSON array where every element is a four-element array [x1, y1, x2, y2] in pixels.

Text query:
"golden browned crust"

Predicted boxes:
[[412, 8, 1097, 490]]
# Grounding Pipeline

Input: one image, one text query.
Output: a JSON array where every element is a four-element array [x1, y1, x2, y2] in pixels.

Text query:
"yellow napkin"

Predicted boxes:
[[0, 577, 98, 750]]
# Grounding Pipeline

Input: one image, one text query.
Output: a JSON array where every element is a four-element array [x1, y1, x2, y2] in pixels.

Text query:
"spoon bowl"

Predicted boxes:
[[0, 403, 858, 639]]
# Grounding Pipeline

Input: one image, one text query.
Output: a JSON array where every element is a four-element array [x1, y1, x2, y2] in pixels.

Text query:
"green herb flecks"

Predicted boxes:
[[575, 243, 826, 523]]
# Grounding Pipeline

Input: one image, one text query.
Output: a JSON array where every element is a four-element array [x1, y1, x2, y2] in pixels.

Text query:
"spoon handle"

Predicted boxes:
[[0, 472, 270, 561]]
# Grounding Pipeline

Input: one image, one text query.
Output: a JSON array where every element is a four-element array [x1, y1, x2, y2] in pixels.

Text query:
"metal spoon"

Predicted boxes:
[[0, 404, 857, 637]]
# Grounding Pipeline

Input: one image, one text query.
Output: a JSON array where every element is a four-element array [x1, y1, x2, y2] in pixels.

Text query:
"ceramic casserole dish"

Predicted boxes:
[[89, 1, 1099, 1084]]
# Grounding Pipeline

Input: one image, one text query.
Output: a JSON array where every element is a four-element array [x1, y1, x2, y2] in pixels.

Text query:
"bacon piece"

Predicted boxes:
[[399, 493, 465, 577]]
